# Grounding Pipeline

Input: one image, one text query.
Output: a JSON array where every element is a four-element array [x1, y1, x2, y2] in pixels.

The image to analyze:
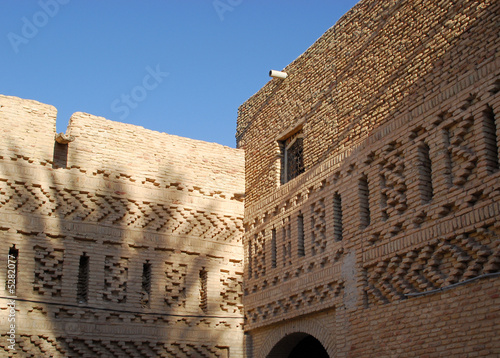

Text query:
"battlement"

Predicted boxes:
[[0, 95, 57, 162], [0, 94, 244, 201]]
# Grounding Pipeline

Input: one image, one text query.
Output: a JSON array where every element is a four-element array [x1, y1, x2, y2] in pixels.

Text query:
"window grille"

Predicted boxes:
[[281, 133, 304, 184], [77, 254, 89, 303]]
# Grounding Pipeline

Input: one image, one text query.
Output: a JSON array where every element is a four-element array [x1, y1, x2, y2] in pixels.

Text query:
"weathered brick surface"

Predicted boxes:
[[1, 0, 499, 356], [238, 0, 500, 356], [0, 95, 245, 357]]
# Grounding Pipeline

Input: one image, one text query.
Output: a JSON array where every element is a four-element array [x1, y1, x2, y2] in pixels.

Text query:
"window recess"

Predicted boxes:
[[277, 121, 306, 185]]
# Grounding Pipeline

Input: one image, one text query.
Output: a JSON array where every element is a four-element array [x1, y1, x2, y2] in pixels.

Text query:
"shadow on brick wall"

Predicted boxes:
[[0, 107, 244, 357]]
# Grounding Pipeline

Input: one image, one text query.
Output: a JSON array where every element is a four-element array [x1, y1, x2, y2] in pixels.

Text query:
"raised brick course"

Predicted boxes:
[[0, 0, 499, 356], [0, 95, 245, 357], [237, 0, 500, 356]]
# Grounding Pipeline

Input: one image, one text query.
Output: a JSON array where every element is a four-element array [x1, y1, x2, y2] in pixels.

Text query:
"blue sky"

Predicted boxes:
[[1, 0, 358, 148]]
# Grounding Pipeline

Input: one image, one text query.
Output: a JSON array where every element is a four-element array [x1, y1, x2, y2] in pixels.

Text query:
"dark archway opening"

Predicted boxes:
[[267, 333, 329, 358], [289, 335, 329, 358]]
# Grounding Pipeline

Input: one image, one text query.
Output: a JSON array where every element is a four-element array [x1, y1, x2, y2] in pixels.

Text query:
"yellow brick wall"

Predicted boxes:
[[0, 0, 499, 356], [237, 0, 500, 356], [0, 95, 245, 357]]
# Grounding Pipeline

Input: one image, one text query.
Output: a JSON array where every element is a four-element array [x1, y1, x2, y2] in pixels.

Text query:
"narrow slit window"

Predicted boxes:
[[298, 213, 305, 257], [286, 220, 292, 264], [282, 226, 287, 266], [199, 268, 208, 313], [380, 174, 388, 221], [141, 261, 152, 308], [483, 105, 499, 173], [76, 253, 90, 304], [359, 174, 371, 228], [6, 245, 18, 296], [248, 238, 253, 279], [333, 192, 343, 241], [271, 228, 277, 268], [417, 143, 433, 203]]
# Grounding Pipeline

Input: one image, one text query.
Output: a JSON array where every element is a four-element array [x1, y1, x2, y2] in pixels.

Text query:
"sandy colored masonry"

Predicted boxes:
[[0, 96, 245, 357], [237, 0, 499, 356], [0, 0, 499, 356]]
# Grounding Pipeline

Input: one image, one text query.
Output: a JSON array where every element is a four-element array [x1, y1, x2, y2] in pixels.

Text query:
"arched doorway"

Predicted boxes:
[[267, 332, 329, 358]]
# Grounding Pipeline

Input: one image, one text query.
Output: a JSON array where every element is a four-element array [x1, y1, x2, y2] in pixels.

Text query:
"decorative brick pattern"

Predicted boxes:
[[0, 93, 245, 356], [33, 246, 64, 297], [310, 199, 326, 255], [238, 0, 500, 356], [446, 114, 478, 187], [0, 179, 244, 244], [364, 225, 500, 305], [252, 230, 266, 278], [220, 269, 243, 314], [164, 261, 187, 308], [1, 0, 499, 356], [245, 279, 344, 327], [103, 256, 129, 304], [0, 335, 230, 358], [379, 143, 407, 222]]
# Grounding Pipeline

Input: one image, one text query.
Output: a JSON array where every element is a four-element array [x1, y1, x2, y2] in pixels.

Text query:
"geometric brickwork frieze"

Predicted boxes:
[[0, 335, 230, 358], [364, 225, 500, 305], [0, 178, 244, 243]]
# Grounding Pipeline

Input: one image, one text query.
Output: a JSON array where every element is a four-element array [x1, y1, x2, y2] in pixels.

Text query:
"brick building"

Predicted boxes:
[[1, 0, 499, 357], [0, 96, 246, 356], [237, 0, 500, 356]]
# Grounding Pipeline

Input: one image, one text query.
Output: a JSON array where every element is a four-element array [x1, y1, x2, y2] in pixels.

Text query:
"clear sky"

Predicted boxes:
[[1, 0, 359, 148]]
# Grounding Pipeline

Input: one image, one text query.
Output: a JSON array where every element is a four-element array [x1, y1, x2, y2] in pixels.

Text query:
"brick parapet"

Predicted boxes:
[[67, 112, 245, 196]]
